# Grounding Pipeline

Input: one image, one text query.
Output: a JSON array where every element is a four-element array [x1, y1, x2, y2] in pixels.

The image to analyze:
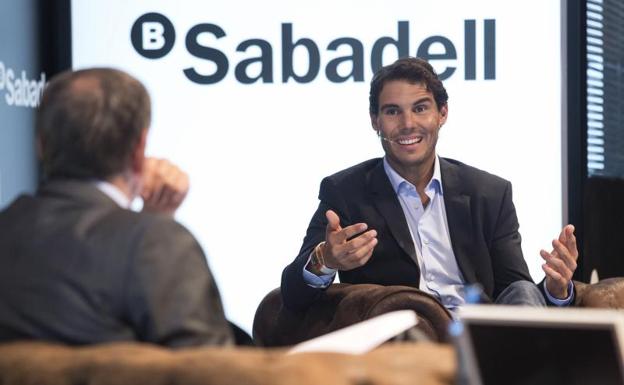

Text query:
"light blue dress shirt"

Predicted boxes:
[[383, 156, 466, 310]]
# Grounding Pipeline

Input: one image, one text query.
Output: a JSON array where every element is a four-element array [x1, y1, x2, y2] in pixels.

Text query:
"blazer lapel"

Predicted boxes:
[[367, 161, 417, 264], [440, 158, 478, 285]]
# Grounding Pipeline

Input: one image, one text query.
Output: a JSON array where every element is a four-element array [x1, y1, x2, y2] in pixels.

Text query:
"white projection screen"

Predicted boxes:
[[72, 0, 563, 333]]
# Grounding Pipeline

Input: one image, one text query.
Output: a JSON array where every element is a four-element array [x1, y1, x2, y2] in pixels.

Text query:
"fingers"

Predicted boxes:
[[548, 224, 578, 275], [542, 263, 566, 285], [540, 224, 579, 296], [551, 239, 578, 271], [541, 245, 575, 299], [339, 236, 378, 267], [328, 229, 377, 256], [325, 210, 341, 232], [540, 248, 574, 282], [542, 263, 569, 299], [322, 210, 378, 270], [325, 210, 367, 243], [546, 224, 577, 264], [158, 167, 189, 207], [325, 232, 378, 270], [563, 224, 578, 259], [141, 158, 190, 215], [141, 158, 158, 203]]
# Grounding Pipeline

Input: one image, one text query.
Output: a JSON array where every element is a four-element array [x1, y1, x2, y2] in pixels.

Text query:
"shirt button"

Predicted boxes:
[[423, 239, 430, 245], [428, 274, 434, 281]]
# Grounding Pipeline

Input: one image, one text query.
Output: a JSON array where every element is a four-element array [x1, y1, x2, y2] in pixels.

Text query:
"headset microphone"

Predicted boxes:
[[376, 130, 398, 144]]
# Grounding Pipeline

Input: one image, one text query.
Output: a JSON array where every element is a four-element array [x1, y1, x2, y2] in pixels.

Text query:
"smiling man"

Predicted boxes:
[[281, 57, 578, 313]]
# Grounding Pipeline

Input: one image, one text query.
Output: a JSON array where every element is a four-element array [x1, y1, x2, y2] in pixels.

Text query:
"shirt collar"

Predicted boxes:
[[94, 180, 132, 209], [383, 155, 443, 195]]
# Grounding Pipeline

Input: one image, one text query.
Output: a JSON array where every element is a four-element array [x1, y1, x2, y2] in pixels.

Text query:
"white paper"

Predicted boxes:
[[288, 310, 418, 355]]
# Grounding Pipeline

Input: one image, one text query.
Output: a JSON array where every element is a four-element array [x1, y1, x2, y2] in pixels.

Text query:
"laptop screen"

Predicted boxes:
[[457, 306, 624, 385]]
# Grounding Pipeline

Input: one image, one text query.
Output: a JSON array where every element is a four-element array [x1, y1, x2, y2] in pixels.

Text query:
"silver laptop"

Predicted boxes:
[[456, 305, 624, 385]]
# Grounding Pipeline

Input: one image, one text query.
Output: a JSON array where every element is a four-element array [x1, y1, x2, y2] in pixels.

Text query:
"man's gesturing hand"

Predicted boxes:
[[541, 224, 578, 299], [322, 210, 378, 271]]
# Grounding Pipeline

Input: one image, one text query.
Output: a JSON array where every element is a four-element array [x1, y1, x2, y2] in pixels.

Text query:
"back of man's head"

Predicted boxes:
[[36, 68, 151, 180]]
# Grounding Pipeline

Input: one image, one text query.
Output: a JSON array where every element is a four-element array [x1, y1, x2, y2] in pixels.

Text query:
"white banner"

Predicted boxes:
[[72, 0, 562, 332]]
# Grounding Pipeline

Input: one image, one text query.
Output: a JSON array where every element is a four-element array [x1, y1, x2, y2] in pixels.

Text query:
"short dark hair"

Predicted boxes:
[[36, 68, 151, 180], [369, 57, 448, 116]]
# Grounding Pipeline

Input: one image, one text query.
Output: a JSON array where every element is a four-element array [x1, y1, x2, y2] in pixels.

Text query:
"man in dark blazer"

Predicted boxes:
[[0, 68, 234, 347], [282, 57, 578, 312]]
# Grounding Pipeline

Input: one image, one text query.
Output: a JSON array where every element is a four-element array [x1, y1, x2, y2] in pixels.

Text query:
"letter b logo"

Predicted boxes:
[[131, 13, 175, 59]]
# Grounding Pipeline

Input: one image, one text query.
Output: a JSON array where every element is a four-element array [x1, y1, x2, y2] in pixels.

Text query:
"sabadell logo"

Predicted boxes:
[[131, 12, 497, 85], [0, 61, 46, 108]]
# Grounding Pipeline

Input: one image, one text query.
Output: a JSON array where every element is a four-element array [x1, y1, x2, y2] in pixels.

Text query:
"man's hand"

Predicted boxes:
[[541, 224, 578, 299], [322, 210, 378, 270], [141, 157, 189, 216]]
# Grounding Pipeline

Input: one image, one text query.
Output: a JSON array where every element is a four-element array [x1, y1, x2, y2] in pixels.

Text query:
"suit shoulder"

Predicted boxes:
[[441, 157, 511, 187], [106, 209, 194, 240], [110, 210, 205, 264], [323, 158, 382, 186]]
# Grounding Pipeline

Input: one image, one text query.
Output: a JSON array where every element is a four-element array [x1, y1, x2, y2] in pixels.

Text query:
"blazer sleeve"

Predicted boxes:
[[489, 181, 534, 299], [489, 183, 575, 306], [124, 217, 234, 348], [281, 177, 351, 312]]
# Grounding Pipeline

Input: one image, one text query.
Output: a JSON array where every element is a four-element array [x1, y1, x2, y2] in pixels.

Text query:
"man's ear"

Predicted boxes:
[[370, 113, 379, 132], [131, 128, 148, 174], [439, 105, 449, 126]]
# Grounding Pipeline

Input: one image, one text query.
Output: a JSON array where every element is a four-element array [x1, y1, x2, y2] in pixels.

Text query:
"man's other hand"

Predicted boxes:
[[322, 210, 378, 271], [541, 224, 578, 299], [141, 157, 190, 216]]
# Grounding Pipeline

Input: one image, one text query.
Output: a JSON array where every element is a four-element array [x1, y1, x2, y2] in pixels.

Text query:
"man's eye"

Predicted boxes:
[[384, 108, 399, 116], [414, 105, 427, 113]]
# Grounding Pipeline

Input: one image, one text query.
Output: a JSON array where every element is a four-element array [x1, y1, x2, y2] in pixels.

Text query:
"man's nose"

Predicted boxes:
[[402, 110, 418, 129]]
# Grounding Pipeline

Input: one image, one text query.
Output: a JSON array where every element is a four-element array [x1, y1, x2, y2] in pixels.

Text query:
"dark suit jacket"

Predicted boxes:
[[282, 157, 556, 311], [0, 179, 233, 347]]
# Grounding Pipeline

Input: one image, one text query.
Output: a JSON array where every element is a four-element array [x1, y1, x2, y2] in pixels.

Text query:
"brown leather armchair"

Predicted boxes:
[[253, 278, 624, 347], [1, 279, 623, 385], [574, 278, 624, 308], [253, 283, 453, 347]]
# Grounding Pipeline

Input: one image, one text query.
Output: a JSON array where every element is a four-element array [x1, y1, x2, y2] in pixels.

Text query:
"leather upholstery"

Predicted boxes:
[[253, 283, 452, 347], [255, 278, 624, 347]]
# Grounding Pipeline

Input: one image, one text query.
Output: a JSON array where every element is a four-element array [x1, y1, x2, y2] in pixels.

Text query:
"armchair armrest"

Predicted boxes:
[[574, 278, 624, 308], [253, 283, 452, 347]]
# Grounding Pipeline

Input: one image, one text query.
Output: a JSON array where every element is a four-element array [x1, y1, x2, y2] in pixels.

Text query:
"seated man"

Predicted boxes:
[[281, 57, 578, 313], [0, 68, 234, 347]]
